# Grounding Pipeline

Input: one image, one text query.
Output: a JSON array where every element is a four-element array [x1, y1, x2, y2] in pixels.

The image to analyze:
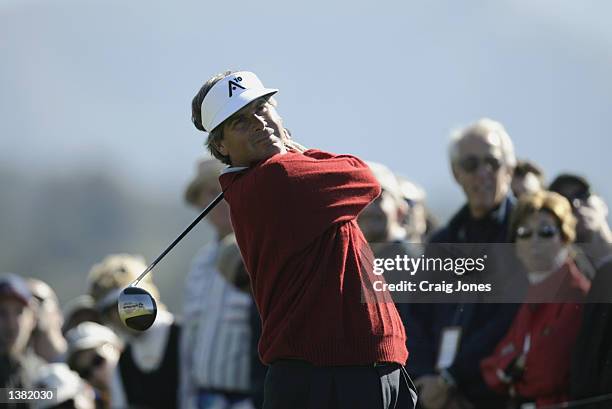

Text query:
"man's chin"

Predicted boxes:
[[470, 198, 492, 210], [250, 146, 286, 165], [266, 141, 288, 156]]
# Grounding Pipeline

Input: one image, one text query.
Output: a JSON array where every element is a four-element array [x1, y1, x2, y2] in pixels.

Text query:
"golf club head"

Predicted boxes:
[[117, 286, 157, 331]]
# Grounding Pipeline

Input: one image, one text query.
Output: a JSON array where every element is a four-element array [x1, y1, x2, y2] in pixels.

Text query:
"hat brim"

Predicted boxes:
[[184, 175, 218, 206], [69, 337, 106, 353], [0, 289, 30, 306], [208, 88, 278, 132]]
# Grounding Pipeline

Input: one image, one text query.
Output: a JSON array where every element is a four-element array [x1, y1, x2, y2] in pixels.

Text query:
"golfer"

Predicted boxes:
[[191, 71, 416, 409]]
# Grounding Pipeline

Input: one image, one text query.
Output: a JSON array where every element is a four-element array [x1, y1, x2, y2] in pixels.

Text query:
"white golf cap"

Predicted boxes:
[[397, 175, 426, 203], [200, 71, 278, 132], [365, 161, 403, 202]]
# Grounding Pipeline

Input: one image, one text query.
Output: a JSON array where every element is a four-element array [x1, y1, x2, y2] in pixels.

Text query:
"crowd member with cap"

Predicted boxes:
[[61, 295, 101, 336], [33, 363, 95, 409], [511, 159, 545, 199], [549, 173, 612, 274], [181, 158, 256, 409], [357, 161, 422, 289], [481, 191, 590, 408], [26, 279, 67, 363], [87, 254, 180, 409], [1, 272, 45, 408], [65, 322, 122, 409], [396, 175, 431, 244], [358, 162, 431, 367], [190, 71, 416, 409], [358, 161, 410, 257], [550, 175, 612, 406], [404, 119, 523, 409]]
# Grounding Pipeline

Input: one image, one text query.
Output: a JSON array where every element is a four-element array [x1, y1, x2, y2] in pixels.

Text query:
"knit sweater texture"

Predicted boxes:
[[219, 150, 408, 366]]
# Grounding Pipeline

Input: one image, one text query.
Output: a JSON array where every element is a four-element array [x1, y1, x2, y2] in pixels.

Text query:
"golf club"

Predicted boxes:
[[118, 191, 225, 331]]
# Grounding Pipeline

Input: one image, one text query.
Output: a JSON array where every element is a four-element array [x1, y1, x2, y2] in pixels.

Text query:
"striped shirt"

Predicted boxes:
[[181, 239, 252, 400]]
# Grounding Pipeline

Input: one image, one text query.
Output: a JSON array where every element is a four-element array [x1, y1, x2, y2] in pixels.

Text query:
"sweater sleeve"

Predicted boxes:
[[271, 150, 381, 249]]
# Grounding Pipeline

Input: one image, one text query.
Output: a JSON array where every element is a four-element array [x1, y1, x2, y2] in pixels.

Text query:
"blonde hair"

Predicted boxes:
[[87, 254, 161, 309], [510, 190, 576, 243]]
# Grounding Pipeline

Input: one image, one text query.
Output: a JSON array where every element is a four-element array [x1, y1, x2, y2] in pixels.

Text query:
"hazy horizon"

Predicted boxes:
[[1, 1, 610, 309]]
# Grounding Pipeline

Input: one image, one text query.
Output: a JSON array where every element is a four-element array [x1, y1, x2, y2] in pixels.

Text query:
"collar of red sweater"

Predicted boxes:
[[220, 151, 304, 175]]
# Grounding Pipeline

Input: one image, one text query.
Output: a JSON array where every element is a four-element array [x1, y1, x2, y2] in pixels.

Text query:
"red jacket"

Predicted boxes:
[[219, 150, 408, 366], [481, 260, 590, 407]]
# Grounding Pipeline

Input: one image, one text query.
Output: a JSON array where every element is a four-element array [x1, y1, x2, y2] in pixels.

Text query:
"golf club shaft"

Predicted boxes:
[[132, 192, 225, 286]]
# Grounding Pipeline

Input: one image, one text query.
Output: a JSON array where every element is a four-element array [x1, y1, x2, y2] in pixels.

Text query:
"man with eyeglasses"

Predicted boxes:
[[404, 119, 522, 409]]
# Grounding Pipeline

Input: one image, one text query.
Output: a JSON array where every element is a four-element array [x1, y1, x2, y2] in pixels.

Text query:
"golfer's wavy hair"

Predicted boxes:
[[449, 118, 517, 169], [509, 190, 576, 243], [191, 70, 236, 165]]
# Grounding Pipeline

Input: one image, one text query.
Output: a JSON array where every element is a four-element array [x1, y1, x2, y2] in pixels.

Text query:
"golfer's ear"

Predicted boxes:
[[215, 139, 229, 156]]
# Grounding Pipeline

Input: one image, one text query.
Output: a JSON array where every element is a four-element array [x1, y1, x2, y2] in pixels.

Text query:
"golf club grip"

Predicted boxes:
[[133, 192, 225, 286]]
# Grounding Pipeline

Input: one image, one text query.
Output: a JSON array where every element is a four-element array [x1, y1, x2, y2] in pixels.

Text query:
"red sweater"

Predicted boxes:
[[219, 150, 408, 366], [480, 260, 590, 407]]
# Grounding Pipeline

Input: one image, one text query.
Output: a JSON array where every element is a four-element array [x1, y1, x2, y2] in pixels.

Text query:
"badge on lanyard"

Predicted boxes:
[[436, 326, 462, 370]]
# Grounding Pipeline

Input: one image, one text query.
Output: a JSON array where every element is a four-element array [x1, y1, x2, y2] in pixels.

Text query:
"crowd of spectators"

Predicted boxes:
[[1, 117, 611, 409]]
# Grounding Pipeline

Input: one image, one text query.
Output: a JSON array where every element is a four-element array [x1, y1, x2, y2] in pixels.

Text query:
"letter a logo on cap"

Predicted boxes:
[[200, 71, 278, 132], [228, 76, 246, 98]]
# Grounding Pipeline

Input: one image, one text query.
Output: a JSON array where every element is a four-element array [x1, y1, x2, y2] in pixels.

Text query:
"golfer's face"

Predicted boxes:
[[218, 97, 287, 167]]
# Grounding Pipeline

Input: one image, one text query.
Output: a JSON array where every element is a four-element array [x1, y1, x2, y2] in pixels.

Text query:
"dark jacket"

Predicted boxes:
[[402, 195, 521, 407], [119, 322, 180, 409], [0, 350, 44, 409], [570, 258, 612, 407]]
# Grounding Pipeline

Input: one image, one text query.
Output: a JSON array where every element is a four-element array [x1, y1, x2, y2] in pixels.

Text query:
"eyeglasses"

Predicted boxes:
[[74, 353, 106, 379], [515, 225, 559, 240], [457, 155, 502, 173]]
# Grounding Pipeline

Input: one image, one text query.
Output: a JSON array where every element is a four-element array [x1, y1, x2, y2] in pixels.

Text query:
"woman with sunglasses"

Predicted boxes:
[[480, 190, 591, 408]]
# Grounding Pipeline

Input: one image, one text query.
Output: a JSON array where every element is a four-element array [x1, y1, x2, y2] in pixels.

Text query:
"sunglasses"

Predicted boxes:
[[515, 225, 559, 240], [457, 155, 502, 173], [75, 353, 106, 379]]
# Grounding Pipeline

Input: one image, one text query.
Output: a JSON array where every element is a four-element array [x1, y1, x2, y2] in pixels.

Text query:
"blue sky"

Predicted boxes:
[[1, 0, 610, 219]]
